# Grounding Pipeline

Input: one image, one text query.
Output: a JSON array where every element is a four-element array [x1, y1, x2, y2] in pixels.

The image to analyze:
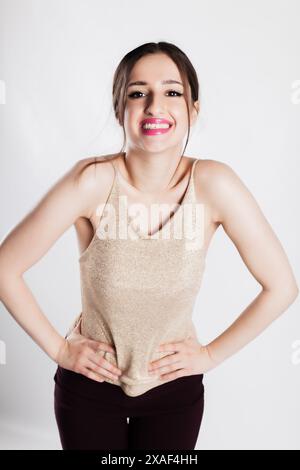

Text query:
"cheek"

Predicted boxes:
[[124, 106, 138, 122], [123, 110, 136, 132], [172, 104, 188, 118]]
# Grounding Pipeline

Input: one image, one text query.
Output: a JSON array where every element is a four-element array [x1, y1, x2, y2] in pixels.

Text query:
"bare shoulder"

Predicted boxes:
[[74, 153, 116, 188], [193, 158, 248, 223], [73, 153, 118, 219], [194, 157, 236, 184]]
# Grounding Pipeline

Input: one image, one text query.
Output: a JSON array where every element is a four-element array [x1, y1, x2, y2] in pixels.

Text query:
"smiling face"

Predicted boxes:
[[123, 53, 199, 155]]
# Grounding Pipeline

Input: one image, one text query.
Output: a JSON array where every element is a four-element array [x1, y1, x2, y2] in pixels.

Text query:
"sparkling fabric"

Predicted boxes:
[[67, 158, 207, 397]]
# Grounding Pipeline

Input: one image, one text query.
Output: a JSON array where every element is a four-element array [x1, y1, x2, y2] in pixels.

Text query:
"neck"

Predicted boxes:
[[121, 147, 184, 194]]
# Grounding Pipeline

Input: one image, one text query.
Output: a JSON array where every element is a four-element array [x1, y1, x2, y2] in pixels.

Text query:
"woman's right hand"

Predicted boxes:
[[55, 321, 123, 383]]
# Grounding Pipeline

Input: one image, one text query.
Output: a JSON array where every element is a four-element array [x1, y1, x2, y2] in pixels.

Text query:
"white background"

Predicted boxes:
[[0, 0, 299, 450]]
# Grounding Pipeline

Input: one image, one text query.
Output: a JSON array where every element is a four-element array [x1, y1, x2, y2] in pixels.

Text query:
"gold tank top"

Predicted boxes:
[[67, 157, 207, 397]]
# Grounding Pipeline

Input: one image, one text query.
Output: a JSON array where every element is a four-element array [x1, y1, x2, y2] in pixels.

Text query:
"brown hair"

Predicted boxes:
[[76, 41, 200, 179]]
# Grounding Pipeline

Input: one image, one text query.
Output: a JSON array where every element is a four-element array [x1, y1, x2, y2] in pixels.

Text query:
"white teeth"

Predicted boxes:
[[142, 123, 171, 129]]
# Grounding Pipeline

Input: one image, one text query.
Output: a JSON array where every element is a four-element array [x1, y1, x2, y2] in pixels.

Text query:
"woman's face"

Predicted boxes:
[[123, 53, 199, 154]]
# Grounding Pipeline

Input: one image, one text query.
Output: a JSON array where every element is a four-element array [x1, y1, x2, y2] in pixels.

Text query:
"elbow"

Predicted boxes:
[[288, 283, 299, 303], [0, 269, 21, 300], [284, 277, 299, 303], [263, 280, 299, 305]]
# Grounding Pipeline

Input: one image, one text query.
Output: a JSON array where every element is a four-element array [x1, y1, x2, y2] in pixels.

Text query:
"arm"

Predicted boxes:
[[202, 161, 299, 366], [0, 158, 102, 362]]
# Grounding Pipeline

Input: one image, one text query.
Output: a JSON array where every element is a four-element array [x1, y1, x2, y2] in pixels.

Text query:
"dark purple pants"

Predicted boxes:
[[53, 365, 205, 450]]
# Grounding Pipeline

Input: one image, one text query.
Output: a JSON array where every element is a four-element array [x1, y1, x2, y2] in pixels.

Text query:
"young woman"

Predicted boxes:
[[0, 42, 298, 451]]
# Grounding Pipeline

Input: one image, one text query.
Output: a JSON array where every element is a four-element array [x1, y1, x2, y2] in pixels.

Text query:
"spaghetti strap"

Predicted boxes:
[[191, 158, 200, 181]]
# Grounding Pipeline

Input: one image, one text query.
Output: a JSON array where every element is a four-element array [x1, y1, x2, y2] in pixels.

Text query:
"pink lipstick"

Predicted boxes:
[[140, 118, 173, 136]]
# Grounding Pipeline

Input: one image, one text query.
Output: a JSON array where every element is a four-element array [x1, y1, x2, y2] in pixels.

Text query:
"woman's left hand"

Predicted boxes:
[[148, 336, 218, 381]]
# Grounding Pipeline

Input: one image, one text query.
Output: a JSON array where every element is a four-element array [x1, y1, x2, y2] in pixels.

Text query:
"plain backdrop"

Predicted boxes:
[[0, 0, 299, 450]]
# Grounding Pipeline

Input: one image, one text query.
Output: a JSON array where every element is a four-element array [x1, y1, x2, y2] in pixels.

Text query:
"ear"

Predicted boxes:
[[190, 100, 200, 127]]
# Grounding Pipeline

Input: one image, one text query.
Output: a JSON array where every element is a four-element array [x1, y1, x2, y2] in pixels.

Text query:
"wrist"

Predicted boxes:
[[52, 336, 68, 364], [204, 343, 222, 368]]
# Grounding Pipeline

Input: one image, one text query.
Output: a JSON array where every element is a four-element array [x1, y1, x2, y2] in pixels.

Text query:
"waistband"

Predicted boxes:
[[54, 366, 204, 417]]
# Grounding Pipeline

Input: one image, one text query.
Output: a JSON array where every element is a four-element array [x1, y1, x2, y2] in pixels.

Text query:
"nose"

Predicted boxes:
[[144, 93, 165, 116]]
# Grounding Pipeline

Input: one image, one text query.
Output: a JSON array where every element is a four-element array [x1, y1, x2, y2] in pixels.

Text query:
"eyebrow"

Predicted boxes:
[[127, 79, 184, 88]]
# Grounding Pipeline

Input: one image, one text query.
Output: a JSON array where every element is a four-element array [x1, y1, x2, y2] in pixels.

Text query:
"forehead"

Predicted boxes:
[[128, 53, 182, 82]]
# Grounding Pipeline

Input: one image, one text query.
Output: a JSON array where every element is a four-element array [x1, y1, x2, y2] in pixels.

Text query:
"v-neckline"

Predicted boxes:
[[114, 157, 198, 240]]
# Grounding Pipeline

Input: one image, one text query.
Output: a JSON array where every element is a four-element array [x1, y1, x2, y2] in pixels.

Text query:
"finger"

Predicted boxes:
[[86, 358, 121, 382], [88, 340, 116, 355], [149, 354, 180, 370], [89, 354, 122, 376], [158, 342, 183, 353], [149, 359, 183, 376], [82, 368, 105, 383], [160, 368, 186, 381]]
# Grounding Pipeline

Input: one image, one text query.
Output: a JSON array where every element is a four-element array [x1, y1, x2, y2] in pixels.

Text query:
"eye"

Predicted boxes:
[[167, 90, 183, 97], [128, 90, 183, 99]]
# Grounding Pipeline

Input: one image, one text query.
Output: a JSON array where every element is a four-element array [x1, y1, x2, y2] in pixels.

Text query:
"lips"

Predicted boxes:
[[140, 117, 174, 136], [140, 118, 173, 127]]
